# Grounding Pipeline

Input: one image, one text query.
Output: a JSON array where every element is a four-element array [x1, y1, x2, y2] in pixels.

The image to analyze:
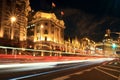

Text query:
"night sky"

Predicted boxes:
[[30, 0, 120, 42]]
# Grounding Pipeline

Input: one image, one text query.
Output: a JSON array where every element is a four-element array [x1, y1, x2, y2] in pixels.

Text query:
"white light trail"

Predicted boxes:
[[0, 58, 114, 69], [8, 58, 114, 80], [0, 58, 115, 78]]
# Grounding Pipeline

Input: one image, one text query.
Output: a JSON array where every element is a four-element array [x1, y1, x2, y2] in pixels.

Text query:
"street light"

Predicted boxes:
[[10, 16, 16, 55], [10, 16, 16, 23], [10, 16, 16, 40]]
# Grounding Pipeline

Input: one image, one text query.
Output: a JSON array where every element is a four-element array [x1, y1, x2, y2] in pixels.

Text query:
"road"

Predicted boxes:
[[0, 58, 119, 80]]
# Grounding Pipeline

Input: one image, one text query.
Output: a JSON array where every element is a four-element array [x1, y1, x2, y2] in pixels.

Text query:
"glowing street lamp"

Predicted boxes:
[[10, 16, 16, 23]]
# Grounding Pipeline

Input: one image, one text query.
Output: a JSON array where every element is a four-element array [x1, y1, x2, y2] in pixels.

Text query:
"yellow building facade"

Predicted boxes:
[[28, 11, 65, 51]]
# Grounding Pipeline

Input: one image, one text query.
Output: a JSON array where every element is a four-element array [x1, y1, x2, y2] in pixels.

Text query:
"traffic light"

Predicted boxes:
[[112, 43, 117, 49]]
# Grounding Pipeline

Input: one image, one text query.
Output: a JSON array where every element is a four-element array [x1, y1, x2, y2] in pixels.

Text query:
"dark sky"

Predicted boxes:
[[30, 0, 120, 42]]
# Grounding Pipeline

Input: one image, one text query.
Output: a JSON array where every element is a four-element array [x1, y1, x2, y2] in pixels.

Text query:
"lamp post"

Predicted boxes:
[[10, 16, 16, 55], [10, 16, 16, 40]]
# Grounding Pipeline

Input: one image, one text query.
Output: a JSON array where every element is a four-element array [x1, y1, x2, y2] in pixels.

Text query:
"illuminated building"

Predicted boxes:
[[102, 29, 113, 56], [0, 0, 31, 47], [100, 29, 120, 57], [27, 11, 65, 52]]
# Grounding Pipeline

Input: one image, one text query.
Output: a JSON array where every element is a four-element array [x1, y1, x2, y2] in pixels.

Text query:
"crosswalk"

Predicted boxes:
[[95, 67, 119, 79], [54, 61, 120, 80], [95, 61, 120, 80]]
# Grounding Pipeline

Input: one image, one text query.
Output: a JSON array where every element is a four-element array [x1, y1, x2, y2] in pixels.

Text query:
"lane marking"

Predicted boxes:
[[9, 62, 94, 80], [105, 65, 120, 69], [98, 66, 120, 73], [84, 68, 93, 71], [53, 76, 70, 80], [95, 67, 118, 79], [74, 72, 83, 75], [53, 67, 94, 80]]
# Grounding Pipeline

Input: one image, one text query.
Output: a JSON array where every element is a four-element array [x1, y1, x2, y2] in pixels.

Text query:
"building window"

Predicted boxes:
[[44, 29, 48, 34], [45, 36, 47, 41], [44, 22, 48, 26], [51, 24, 54, 27]]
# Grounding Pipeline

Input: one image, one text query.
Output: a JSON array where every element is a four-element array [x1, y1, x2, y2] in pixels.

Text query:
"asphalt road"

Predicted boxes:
[[0, 58, 119, 80]]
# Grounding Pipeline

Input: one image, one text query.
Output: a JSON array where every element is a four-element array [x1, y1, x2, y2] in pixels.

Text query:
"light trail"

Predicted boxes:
[[7, 58, 114, 80], [0, 58, 114, 69], [9, 62, 96, 80]]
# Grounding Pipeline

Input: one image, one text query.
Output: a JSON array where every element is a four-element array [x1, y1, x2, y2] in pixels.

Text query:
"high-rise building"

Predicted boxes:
[[0, 0, 31, 47]]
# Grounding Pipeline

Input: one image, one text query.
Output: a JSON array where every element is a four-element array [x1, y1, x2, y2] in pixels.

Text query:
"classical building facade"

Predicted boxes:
[[27, 11, 65, 51], [0, 0, 31, 47]]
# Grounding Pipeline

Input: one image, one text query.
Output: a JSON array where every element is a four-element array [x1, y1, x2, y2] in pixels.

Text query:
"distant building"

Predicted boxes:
[[0, 0, 31, 47], [27, 11, 65, 52], [101, 29, 119, 57]]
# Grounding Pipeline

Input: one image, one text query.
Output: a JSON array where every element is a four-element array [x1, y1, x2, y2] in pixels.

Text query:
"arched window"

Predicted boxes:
[[44, 22, 48, 26], [44, 29, 48, 34]]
